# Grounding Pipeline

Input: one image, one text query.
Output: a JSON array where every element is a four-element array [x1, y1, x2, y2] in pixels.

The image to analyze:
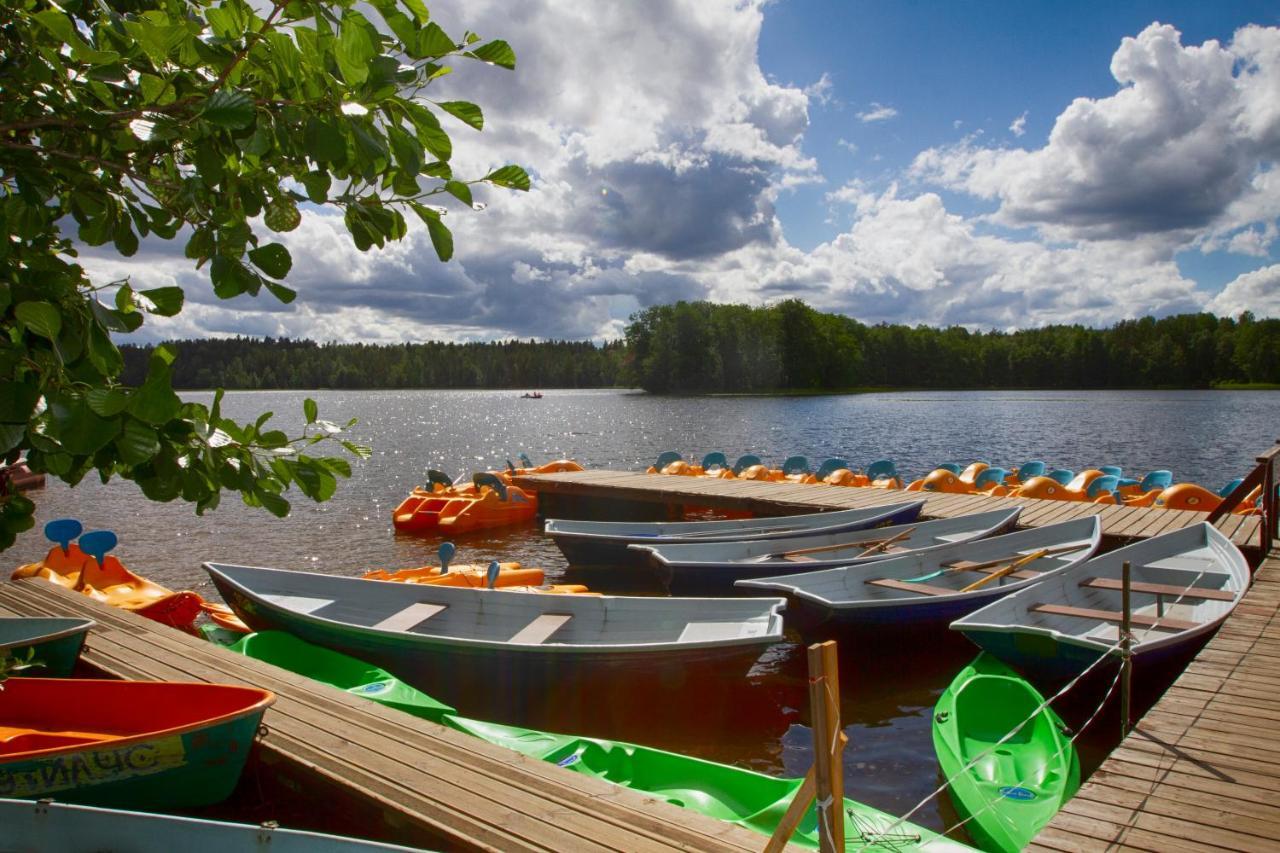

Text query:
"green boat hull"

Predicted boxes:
[[445, 715, 971, 851], [0, 617, 93, 677], [225, 631, 456, 724], [932, 653, 1080, 853]]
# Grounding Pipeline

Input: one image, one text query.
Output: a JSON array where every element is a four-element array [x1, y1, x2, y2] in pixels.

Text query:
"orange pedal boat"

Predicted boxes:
[[393, 471, 538, 535], [14, 521, 202, 632]]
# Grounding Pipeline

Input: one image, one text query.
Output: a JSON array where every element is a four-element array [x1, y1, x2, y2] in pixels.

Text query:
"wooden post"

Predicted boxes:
[[806, 640, 845, 853], [1120, 560, 1133, 739]]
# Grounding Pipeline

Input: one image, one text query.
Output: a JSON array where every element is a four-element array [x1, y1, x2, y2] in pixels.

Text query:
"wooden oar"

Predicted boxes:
[[770, 527, 915, 560], [959, 549, 1049, 593], [905, 543, 1083, 583]]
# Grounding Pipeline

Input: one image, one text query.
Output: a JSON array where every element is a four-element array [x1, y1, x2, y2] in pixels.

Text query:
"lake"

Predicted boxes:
[[8, 388, 1277, 839]]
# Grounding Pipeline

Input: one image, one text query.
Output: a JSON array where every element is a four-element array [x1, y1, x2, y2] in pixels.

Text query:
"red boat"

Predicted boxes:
[[0, 678, 274, 808]]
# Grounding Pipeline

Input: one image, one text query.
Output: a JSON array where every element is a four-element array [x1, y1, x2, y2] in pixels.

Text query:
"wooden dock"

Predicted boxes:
[[0, 578, 791, 853], [1028, 542, 1280, 852], [514, 470, 1263, 555]]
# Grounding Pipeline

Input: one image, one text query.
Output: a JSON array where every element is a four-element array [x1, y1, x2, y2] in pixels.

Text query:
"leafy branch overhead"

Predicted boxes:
[[0, 0, 527, 549]]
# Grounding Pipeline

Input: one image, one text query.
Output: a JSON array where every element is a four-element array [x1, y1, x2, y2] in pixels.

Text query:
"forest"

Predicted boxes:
[[120, 300, 1280, 393]]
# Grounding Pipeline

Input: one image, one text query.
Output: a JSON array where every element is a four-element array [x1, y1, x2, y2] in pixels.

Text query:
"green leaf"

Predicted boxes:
[[264, 197, 302, 232], [301, 170, 332, 203], [86, 322, 124, 377], [337, 11, 379, 85], [86, 388, 131, 417], [426, 214, 453, 261], [320, 456, 352, 478], [201, 90, 256, 129], [248, 244, 293, 279], [257, 490, 291, 518], [304, 398, 318, 424], [387, 125, 423, 177], [0, 423, 24, 455], [305, 119, 347, 164], [117, 419, 160, 465], [0, 381, 41, 424], [404, 103, 452, 161], [417, 23, 457, 57], [469, 39, 516, 69], [438, 101, 483, 130], [445, 181, 473, 206], [400, 0, 431, 25], [15, 302, 62, 340], [257, 430, 290, 448], [130, 357, 181, 425], [138, 287, 185, 317], [341, 440, 373, 459], [264, 281, 297, 304], [48, 395, 120, 455], [483, 164, 531, 191]]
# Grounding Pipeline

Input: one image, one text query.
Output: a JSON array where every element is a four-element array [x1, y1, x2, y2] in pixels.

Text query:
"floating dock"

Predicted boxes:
[[0, 579, 783, 853]]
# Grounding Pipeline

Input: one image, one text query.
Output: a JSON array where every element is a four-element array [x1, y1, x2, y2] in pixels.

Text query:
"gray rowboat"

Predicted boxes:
[[544, 500, 925, 569], [735, 517, 1101, 635], [633, 507, 1023, 594], [950, 522, 1249, 684]]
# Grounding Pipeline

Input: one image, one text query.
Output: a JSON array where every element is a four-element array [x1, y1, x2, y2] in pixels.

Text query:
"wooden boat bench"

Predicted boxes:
[[1030, 603, 1199, 632], [373, 602, 447, 632], [866, 577, 955, 596], [509, 613, 572, 644], [1079, 577, 1234, 600]]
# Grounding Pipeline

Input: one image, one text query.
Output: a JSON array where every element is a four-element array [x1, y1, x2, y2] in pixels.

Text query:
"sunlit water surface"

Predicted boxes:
[[10, 388, 1277, 838]]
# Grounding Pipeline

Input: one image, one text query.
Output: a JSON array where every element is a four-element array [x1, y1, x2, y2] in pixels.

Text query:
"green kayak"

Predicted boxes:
[[444, 715, 971, 851], [932, 654, 1079, 853], [222, 631, 456, 724]]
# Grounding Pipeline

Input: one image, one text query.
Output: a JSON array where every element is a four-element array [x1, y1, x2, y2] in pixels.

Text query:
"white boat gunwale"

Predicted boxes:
[[0, 616, 96, 648]]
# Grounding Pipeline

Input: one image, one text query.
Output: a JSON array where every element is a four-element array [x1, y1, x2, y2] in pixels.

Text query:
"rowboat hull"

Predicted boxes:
[[643, 508, 1024, 595], [546, 501, 926, 570], [0, 617, 94, 677], [0, 678, 273, 808], [932, 654, 1079, 853], [205, 563, 784, 710], [0, 798, 422, 852], [225, 631, 456, 723], [737, 518, 1102, 638], [445, 716, 970, 851], [951, 523, 1249, 686]]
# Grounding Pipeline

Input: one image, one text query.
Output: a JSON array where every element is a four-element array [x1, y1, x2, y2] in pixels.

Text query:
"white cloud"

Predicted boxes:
[[857, 102, 899, 123], [1206, 263, 1280, 317], [912, 23, 1280, 248], [1009, 111, 1027, 137], [803, 72, 836, 106]]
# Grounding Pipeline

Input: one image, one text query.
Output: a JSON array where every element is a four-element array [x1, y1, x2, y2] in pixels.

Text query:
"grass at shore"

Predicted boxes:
[[1212, 382, 1280, 390]]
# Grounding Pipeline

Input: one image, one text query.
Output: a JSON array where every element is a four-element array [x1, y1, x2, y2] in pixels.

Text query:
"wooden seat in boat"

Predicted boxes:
[[865, 578, 955, 596], [1030, 603, 1198, 632], [509, 613, 572, 644], [373, 602, 447, 632], [1078, 577, 1234, 601]]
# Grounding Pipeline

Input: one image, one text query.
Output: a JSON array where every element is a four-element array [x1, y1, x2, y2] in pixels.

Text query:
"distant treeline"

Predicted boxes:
[[625, 301, 1280, 392], [120, 300, 1280, 392], [120, 338, 626, 389]]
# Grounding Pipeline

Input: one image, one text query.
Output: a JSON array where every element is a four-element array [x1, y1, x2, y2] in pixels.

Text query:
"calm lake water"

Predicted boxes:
[[9, 388, 1278, 839]]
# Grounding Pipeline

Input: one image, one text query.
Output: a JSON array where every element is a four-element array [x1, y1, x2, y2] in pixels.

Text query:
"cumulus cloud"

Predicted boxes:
[[856, 102, 899, 123], [1206, 264, 1280, 316], [1009, 111, 1027, 137], [912, 23, 1280, 248]]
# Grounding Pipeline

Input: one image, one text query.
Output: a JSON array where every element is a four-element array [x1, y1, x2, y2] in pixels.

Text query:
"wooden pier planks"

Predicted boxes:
[[1027, 545, 1280, 853], [515, 471, 1263, 552], [0, 579, 790, 853]]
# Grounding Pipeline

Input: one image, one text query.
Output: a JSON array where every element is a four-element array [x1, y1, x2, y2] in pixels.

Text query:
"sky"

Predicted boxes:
[[91, 1, 1280, 343]]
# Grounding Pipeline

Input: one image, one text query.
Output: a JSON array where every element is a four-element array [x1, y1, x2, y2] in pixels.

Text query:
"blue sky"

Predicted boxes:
[[93, 1, 1280, 343]]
